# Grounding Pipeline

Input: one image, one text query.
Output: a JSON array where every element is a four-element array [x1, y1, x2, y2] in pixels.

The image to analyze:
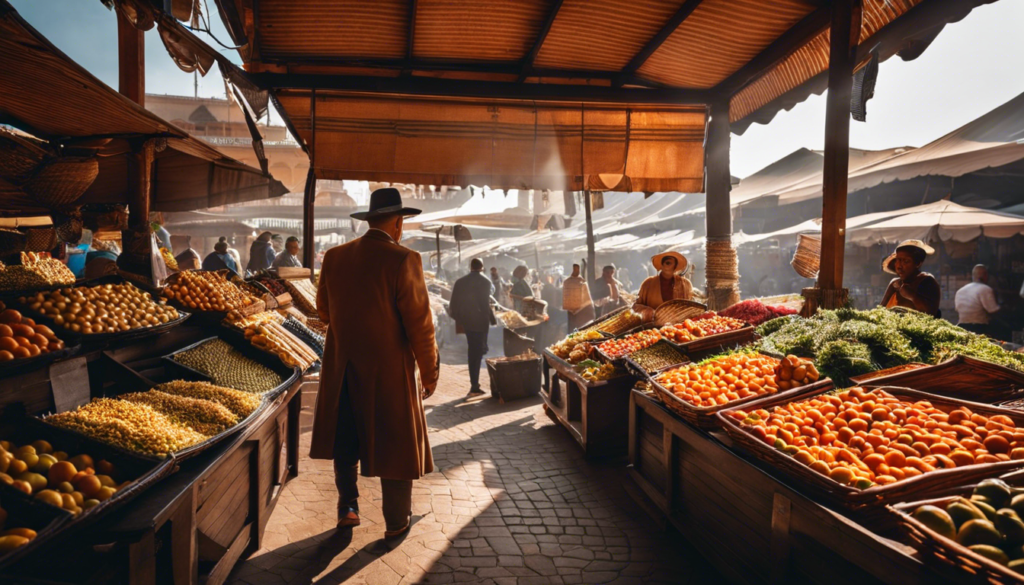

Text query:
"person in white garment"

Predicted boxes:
[[954, 264, 1000, 336]]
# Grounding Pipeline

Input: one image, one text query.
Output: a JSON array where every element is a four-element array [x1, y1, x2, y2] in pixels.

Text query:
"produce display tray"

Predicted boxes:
[[0, 487, 72, 570], [163, 334, 301, 404], [594, 325, 658, 365], [716, 384, 1024, 513], [622, 340, 688, 380], [663, 324, 756, 358], [0, 327, 82, 378], [891, 483, 1024, 585], [853, 355, 1024, 404], [650, 354, 831, 430], [13, 302, 191, 345], [8, 416, 175, 540]]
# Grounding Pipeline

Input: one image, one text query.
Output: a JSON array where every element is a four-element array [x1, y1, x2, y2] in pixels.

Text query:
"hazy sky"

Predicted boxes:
[[10, 0, 1024, 178]]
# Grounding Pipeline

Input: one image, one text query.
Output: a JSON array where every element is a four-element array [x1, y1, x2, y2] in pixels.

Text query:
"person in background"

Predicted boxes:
[[633, 251, 693, 320], [490, 266, 511, 309], [592, 265, 623, 317], [879, 239, 941, 317], [225, 241, 242, 273], [271, 233, 285, 254], [84, 239, 120, 280], [202, 237, 239, 274], [174, 236, 201, 271], [151, 220, 172, 252], [273, 236, 303, 269], [314, 187, 438, 539], [509, 265, 533, 313], [955, 264, 1000, 336], [562, 263, 595, 331], [247, 232, 276, 273], [448, 258, 496, 397], [540, 272, 565, 344]]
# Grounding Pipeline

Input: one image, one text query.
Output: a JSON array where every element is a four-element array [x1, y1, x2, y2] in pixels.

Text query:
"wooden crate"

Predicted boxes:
[[627, 389, 935, 585], [541, 364, 635, 459]]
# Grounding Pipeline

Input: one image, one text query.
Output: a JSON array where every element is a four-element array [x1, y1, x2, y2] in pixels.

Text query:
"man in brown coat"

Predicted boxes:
[[314, 188, 440, 539]]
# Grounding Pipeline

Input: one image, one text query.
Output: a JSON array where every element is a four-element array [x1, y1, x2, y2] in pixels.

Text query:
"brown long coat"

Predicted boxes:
[[311, 229, 440, 480]]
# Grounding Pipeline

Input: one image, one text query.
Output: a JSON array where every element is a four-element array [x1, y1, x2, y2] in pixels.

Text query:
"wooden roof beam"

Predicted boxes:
[[402, 0, 417, 76], [615, 0, 704, 87], [714, 4, 832, 97], [252, 73, 715, 105], [518, 0, 565, 82]]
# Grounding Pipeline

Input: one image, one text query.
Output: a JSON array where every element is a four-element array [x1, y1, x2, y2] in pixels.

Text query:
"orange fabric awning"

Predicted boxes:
[[277, 91, 706, 192]]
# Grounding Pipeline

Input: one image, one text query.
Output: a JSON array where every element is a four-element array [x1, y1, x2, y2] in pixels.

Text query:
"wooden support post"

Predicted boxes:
[[705, 100, 732, 240], [117, 9, 145, 106], [301, 168, 316, 271], [584, 190, 596, 284], [818, 0, 862, 294]]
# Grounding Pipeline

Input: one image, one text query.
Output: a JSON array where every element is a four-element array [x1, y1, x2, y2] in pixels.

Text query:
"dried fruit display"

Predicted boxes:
[[253, 275, 287, 296], [163, 270, 258, 314], [0, 307, 66, 362], [598, 329, 661, 359], [628, 342, 685, 373], [120, 390, 239, 437], [152, 381, 261, 419], [283, 278, 318, 315], [171, 339, 284, 394], [0, 439, 126, 515], [0, 252, 75, 292], [582, 310, 643, 336], [245, 320, 319, 370], [21, 282, 179, 335], [655, 352, 781, 407], [282, 317, 325, 358], [46, 399, 207, 456], [550, 330, 603, 364], [728, 387, 1024, 490], [574, 360, 620, 382], [659, 313, 746, 343]]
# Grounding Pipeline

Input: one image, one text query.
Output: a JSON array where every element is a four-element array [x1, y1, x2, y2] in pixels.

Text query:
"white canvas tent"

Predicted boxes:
[[845, 199, 1024, 245]]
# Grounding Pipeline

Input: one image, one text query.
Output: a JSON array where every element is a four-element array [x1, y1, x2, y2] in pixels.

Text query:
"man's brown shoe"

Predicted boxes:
[[337, 507, 360, 528], [383, 518, 411, 540]]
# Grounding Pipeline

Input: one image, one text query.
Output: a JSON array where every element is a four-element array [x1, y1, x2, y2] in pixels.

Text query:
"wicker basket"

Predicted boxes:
[[561, 277, 592, 313], [23, 227, 57, 252], [663, 324, 757, 359], [0, 228, 26, 255], [792, 234, 821, 279], [652, 299, 707, 326], [82, 204, 129, 231], [52, 208, 84, 244], [717, 384, 1024, 513], [0, 129, 48, 181], [649, 354, 830, 430], [25, 156, 99, 208], [853, 355, 1024, 405], [892, 493, 1024, 585]]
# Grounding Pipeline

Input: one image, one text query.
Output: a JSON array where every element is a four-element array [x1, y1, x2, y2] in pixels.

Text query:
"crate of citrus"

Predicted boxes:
[[649, 350, 828, 429], [658, 311, 755, 358], [717, 385, 1024, 511]]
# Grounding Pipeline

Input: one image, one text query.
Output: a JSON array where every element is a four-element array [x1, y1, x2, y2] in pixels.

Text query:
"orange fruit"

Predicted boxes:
[[74, 475, 102, 498], [48, 461, 76, 487], [11, 480, 31, 494], [67, 454, 93, 472]]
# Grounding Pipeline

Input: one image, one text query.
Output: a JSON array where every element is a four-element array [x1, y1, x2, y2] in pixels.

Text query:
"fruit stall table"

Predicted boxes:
[[541, 349, 635, 459], [0, 324, 307, 584], [627, 388, 934, 585]]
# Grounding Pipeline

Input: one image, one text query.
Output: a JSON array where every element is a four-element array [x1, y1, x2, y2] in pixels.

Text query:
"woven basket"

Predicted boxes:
[[82, 205, 129, 231], [0, 130, 48, 181], [892, 494, 1024, 585], [0, 228, 26, 255], [653, 299, 707, 326], [25, 157, 99, 208], [561, 277, 592, 313], [23, 227, 57, 252], [792, 234, 821, 279], [717, 384, 1024, 513]]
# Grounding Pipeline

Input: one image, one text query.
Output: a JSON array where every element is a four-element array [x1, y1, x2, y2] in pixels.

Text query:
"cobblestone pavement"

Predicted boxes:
[[227, 335, 722, 584]]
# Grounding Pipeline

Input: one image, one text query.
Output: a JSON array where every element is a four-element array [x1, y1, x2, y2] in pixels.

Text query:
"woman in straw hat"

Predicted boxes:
[[879, 239, 941, 317], [633, 251, 693, 320]]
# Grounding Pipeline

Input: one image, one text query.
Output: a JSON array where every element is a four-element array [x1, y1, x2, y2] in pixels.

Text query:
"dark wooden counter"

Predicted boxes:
[[626, 389, 935, 585]]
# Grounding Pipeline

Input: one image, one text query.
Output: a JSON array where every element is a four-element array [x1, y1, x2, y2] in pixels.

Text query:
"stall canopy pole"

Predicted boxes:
[[302, 90, 316, 274], [117, 9, 144, 107], [704, 100, 732, 239], [584, 190, 596, 284], [818, 0, 862, 297]]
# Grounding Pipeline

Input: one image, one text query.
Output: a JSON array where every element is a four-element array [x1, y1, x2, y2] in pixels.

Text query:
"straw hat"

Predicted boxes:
[[651, 251, 687, 273], [882, 239, 935, 274]]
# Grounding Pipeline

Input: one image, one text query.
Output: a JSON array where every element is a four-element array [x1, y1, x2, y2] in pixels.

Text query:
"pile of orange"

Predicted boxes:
[[0, 307, 65, 362], [729, 387, 1024, 489], [654, 352, 781, 408], [659, 314, 746, 343], [597, 329, 661, 359], [0, 439, 126, 515]]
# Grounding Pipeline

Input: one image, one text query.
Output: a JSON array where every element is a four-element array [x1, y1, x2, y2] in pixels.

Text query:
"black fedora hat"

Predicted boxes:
[[351, 188, 422, 221]]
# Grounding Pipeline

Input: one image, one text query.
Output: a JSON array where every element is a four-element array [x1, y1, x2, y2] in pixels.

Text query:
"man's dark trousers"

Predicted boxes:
[[466, 329, 489, 393]]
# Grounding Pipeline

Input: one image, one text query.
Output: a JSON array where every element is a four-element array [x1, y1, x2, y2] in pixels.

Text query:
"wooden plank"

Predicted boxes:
[[287, 383, 301, 478], [705, 99, 732, 240], [128, 531, 156, 585], [817, 0, 863, 290], [517, 0, 564, 81], [171, 485, 197, 585], [117, 9, 144, 105], [770, 493, 792, 584], [676, 460, 772, 551], [204, 521, 253, 585], [714, 5, 832, 97], [678, 457, 773, 530], [618, 0, 704, 80], [637, 443, 667, 491]]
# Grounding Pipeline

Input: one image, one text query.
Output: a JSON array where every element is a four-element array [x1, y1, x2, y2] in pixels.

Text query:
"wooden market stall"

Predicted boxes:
[[0, 4, 322, 584]]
